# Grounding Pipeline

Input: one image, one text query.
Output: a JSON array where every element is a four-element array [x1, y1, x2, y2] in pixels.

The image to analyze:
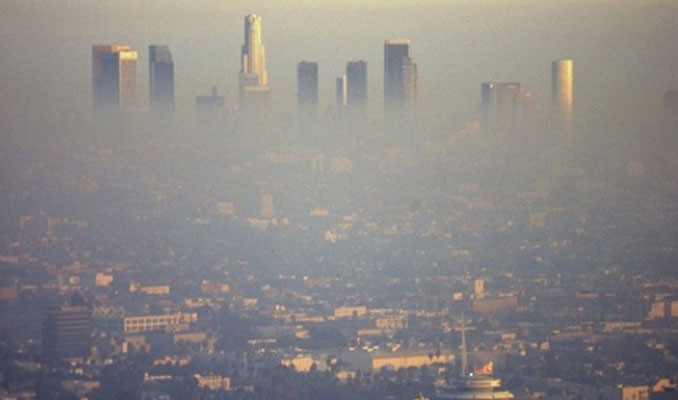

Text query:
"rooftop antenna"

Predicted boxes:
[[460, 311, 468, 378]]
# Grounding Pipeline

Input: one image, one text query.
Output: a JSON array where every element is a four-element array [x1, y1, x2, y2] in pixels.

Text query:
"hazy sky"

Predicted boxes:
[[1, 0, 677, 142]]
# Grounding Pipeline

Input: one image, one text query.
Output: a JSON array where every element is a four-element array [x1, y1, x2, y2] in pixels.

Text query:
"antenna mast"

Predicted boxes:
[[460, 311, 468, 378]]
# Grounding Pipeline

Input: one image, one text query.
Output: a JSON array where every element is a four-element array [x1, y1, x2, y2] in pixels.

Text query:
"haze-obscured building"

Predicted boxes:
[[239, 13, 271, 113], [149, 45, 174, 114], [481, 82, 521, 137], [346, 60, 368, 120], [297, 61, 319, 118], [196, 86, 225, 136], [92, 44, 138, 110], [42, 304, 92, 363], [384, 39, 418, 122], [552, 59, 573, 145]]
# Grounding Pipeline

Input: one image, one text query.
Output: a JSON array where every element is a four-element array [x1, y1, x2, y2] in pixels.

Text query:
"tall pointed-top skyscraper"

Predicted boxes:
[[551, 59, 573, 144], [384, 39, 418, 123], [149, 45, 175, 114], [239, 13, 271, 112], [241, 13, 268, 86], [92, 45, 138, 110]]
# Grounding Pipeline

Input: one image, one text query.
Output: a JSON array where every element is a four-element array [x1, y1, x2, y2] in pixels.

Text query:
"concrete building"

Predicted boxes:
[[123, 312, 197, 334]]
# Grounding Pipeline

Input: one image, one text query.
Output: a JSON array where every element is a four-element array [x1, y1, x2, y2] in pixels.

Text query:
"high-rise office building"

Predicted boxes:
[[402, 57, 418, 117], [384, 39, 417, 120], [241, 13, 268, 86], [239, 13, 271, 111], [149, 45, 175, 113], [92, 45, 138, 110], [297, 61, 318, 116], [551, 59, 573, 143], [42, 304, 92, 363], [336, 75, 348, 107], [346, 60, 367, 117], [196, 86, 226, 137], [481, 82, 521, 136]]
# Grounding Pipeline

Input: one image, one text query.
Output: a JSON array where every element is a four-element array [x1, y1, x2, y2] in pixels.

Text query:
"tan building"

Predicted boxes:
[[670, 300, 678, 318], [281, 355, 317, 372], [123, 312, 197, 333], [622, 386, 649, 400], [648, 301, 666, 320], [334, 306, 367, 318], [474, 279, 485, 299], [140, 285, 171, 295], [371, 349, 454, 371], [195, 374, 230, 391]]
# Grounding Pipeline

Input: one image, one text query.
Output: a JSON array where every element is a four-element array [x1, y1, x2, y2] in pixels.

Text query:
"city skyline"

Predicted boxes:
[[1, 2, 677, 399], [4, 1, 676, 144]]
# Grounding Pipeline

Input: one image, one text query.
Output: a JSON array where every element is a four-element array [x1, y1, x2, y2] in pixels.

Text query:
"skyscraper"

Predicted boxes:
[[149, 45, 175, 113], [336, 76, 347, 107], [481, 82, 520, 136], [384, 39, 417, 120], [346, 60, 367, 117], [551, 59, 573, 143], [42, 304, 92, 363], [239, 13, 271, 111], [196, 86, 225, 137], [402, 57, 418, 117], [241, 13, 268, 86], [92, 45, 138, 110], [297, 61, 318, 116]]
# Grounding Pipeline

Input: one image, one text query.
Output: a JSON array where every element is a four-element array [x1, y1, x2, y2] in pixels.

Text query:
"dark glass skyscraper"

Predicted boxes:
[[42, 305, 92, 363], [346, 60, 367, 117], [149, 45, 175, 113], [297, 61, 318, 116], [384, 39, 417, 121]]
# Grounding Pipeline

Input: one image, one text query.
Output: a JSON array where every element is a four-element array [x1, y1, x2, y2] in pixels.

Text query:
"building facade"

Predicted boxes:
[[346, 60, 367, 113], [42, 305, 92, 363], [297, 61, 319, 116], [384, 39, 418, 126], [149, 45, 175, 113], [92, 45, 138, 110], [239, 13, 271, 111], [552, 59, 574, 144]]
